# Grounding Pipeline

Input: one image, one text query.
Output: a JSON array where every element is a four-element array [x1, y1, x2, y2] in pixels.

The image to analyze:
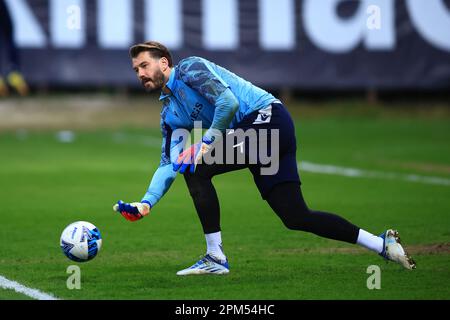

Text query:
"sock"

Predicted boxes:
[[205, 231, 226, 262], [356, 229, 384, 254]]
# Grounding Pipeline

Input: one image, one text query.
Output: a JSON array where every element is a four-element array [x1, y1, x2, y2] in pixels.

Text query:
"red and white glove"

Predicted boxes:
[[113, 200, 150, 222]]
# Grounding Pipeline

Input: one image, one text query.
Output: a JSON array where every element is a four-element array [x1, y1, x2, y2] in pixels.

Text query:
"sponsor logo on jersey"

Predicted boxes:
[[253, 105, 272, 124]]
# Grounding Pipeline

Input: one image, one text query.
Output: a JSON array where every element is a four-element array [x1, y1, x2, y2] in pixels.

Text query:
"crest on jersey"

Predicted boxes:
[[178, 88, 186, 101]]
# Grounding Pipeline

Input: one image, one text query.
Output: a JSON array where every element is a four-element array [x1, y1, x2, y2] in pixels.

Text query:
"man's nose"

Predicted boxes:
[[138, 68, 146, 79]]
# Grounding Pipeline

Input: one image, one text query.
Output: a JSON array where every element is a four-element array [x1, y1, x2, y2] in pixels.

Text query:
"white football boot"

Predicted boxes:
[[176, 254, 229, 276], [379, 229, 416, 270]]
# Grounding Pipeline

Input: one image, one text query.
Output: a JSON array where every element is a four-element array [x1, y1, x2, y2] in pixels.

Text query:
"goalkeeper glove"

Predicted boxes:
[[113, 200, 151, 222], [173, 137, 214, 174]]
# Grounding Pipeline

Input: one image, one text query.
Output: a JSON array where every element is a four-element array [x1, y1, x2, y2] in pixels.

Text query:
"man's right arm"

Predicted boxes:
[[114, 121, 189, 221], [141, 122, 188, 208]]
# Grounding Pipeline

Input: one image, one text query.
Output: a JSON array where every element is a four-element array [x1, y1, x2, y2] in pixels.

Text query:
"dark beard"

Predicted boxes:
[[142, 70, 165, 93]]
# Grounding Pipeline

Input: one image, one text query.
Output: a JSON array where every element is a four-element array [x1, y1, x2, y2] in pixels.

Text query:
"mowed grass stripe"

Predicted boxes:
[[0, 114, 448, 299]]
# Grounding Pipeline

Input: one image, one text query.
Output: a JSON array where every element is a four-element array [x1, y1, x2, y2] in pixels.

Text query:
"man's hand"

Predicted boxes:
[[113, 200, 150, 222], [173, 138, 214, 174]]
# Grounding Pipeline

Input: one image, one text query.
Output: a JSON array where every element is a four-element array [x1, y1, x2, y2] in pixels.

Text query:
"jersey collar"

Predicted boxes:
[[159, 68, 176, 101]]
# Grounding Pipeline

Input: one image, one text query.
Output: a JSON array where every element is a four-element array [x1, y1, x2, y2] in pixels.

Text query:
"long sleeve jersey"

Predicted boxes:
[[142, 56, 277, 207]]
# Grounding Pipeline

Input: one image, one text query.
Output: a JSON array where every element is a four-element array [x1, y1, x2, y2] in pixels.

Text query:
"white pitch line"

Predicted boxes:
[[0, 275, 59, 300], [299, 161, 450, 186], [110, 133, 450, 187]]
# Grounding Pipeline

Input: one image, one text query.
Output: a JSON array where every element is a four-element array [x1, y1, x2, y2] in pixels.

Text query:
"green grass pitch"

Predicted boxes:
[[0, 99, 449, 300]]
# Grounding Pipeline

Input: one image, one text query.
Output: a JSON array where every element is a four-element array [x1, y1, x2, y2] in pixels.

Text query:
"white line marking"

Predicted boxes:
[[0, 275, 59, 300], [299, 161, 450, 186], [110, 132, 450, 187]]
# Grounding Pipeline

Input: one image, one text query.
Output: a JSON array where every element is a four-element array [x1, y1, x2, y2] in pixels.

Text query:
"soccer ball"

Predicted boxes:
[[60, 221, 102, 262]]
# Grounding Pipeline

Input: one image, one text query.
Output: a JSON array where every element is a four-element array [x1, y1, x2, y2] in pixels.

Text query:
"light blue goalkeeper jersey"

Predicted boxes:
[[142, 56, 277, 207]]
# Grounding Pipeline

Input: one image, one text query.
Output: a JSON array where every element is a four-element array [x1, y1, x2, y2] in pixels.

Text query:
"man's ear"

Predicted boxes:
[[160, 57, 169, 71]]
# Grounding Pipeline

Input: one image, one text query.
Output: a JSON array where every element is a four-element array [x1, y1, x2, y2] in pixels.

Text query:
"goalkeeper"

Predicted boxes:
[[114, 41, 416, 275]]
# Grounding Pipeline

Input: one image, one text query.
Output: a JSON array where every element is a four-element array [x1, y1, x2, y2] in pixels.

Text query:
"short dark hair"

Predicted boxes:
[[129, 41, 173, 67]]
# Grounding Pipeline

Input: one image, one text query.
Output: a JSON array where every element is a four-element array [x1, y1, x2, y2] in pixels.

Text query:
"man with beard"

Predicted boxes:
[[113, 41, 416, 275]]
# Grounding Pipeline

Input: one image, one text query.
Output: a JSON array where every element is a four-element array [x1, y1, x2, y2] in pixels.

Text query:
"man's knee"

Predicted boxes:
[[266, 182, 312, 231], [279, 209, 313, 231]]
